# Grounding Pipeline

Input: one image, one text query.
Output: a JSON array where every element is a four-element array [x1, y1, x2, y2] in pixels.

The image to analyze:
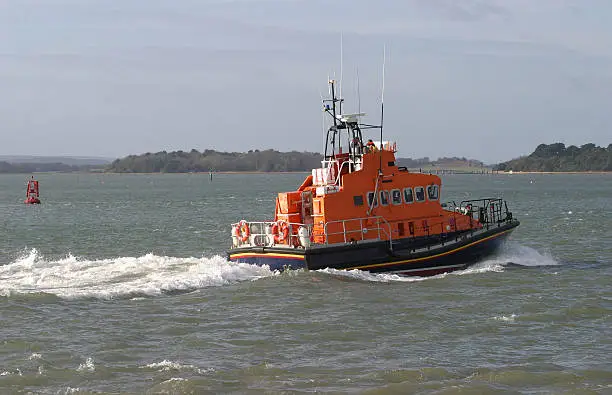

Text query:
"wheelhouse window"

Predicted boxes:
[[403, 188, 414, 204], [353, 195, 364, 206], [391, 189, 402, 205], [367, 191, 378, 207], [415, 186, 425, 202], [380, 190, 389, 206], [427, 185, 439, 201]]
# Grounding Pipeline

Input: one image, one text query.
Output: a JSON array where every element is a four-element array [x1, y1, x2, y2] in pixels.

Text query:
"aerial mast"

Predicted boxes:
[[379, 45, 386, 174]]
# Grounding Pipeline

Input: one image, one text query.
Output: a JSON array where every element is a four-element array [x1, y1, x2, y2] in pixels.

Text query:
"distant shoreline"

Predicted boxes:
[[2, 170, 611, 175], [498, 171, 612, 175]]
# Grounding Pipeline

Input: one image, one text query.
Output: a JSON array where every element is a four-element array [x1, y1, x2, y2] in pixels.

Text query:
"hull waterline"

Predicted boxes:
[[228, 221, 518, 276]]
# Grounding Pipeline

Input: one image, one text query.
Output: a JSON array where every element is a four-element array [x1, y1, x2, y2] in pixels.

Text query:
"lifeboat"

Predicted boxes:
[[24, 176, 41, 204], [227, 79, 520, 276]]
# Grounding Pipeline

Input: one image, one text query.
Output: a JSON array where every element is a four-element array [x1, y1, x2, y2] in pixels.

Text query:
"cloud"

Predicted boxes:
[[0, 0, 611, 162]]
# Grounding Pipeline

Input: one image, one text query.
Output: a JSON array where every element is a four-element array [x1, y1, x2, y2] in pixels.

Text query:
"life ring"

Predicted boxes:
[[272, 220, 290, 243], [234, 220, 250, 242]]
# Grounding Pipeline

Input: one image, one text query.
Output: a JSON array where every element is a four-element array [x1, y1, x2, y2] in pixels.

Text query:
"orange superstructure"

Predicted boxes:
[[275, 147, 478, 246]]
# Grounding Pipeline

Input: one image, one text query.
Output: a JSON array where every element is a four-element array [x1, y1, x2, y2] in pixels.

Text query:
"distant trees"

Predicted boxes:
[[0, 161, 91, 173], [396, 157, 483, 169], [105, 150, 486, 173], [495, 143, 612, 172], [105, 149, 325, 173], [8, 144, 609, 174], [396, 157, 431, 168]]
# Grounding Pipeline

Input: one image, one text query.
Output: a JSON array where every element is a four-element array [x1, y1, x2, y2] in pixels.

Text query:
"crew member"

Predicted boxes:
[[365, 139, 378, 153]]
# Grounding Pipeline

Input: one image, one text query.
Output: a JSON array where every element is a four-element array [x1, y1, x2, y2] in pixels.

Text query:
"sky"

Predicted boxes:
[[1, 0, 612, 164]]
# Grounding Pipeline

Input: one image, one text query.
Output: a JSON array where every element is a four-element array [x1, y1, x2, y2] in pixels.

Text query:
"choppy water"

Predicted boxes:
[[1, 172, 611, 394]]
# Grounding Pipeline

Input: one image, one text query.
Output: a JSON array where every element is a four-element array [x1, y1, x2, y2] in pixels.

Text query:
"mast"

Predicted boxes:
[[356, 66, 361, 115], [339, 34, 343, 116], [323, 79, 342, 159], [379, 45, 386, 175]]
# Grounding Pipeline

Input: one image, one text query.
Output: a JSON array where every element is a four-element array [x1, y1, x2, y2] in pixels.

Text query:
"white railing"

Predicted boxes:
[[231, 216, 393, 250], [322, 216, 393, 250], [231, 221, 312, 248]]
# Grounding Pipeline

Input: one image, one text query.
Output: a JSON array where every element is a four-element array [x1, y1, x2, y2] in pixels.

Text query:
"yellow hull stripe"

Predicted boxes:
[[229, 252, 305, 260], [352, 228, 513, 271]]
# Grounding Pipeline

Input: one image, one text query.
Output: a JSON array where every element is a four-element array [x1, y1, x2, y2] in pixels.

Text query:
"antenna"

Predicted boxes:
[[356, 66, 361, 115], [381, 44, 386, 134], [339, 33, 343, 115], [379, 44, 386, 174], [319, 88, 326, 149]]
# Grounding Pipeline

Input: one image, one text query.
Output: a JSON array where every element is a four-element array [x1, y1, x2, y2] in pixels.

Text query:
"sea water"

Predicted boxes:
[[1, 173, 611, 393]]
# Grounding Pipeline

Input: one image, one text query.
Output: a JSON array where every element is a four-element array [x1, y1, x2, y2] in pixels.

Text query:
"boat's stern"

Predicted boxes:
[[227, 247, 307, 271], [227, 220, 310, 271]]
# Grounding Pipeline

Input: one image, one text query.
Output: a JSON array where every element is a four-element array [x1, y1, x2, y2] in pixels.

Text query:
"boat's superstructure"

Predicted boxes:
[[24, 176, 41, 205], [228, 80, 519, 276]]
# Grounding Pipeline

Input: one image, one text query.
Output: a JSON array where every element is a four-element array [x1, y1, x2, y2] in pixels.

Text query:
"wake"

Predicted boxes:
[[319, 241, 558, 283], [0, 243, 558, 296], [0, 249, 276, 299]]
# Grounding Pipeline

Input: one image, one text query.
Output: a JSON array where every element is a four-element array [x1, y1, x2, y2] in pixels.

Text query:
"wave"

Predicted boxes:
[[317, 267, 446, 283], [0, 249, 276, 299], [0, 243, 558, 296], [142, 360, 213, 375], [317, 241, 558, 283], [480, 241, 559, 267], [77, 357, 95, 372]]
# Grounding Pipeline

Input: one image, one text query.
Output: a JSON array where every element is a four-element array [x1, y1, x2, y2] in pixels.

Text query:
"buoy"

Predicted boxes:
[[24, 176, 41, 204]]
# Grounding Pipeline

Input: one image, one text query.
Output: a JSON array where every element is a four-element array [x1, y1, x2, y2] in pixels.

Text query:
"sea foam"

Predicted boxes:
[[0, 249, 276, 299], [317, 241, 557, 283]]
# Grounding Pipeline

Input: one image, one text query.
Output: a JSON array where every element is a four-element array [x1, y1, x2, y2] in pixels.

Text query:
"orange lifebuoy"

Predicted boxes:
[[234, 220, 250, 242], [272, 220, 290, 243]]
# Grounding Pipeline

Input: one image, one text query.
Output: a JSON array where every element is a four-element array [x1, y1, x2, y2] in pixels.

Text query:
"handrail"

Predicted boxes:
[[230, 221, 311, 248], [322, 216, 393, 251], [458, 198, 513, 225], [231, 201, 516, 250], [320, 155, 363, 187]]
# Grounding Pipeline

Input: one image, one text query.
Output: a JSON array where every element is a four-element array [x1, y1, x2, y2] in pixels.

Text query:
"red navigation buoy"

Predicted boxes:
[[24, 176, 41, 204]]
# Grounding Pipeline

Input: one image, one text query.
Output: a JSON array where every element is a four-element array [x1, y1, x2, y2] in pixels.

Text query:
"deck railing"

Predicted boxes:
[[322, 216, 393, 250], [458, 198, 513, 227], [230, 217, 393, 250], [231, 221, 311, 248], [231, 199, 515, 250]]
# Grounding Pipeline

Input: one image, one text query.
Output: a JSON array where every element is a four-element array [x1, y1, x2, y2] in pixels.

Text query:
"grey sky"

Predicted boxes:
[[1, 0, 611, 163]]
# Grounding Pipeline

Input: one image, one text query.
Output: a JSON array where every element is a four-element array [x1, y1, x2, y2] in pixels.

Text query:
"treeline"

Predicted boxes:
[[106, 149, 323, 173], [495, 143, 612, 172], [105, 149, 486, 173], [0, 161, 101, 173], [434, 157, 484, 168], [396, 157, 433, 168], [0, 150, 487, 174], [397, 156, 484, 169]]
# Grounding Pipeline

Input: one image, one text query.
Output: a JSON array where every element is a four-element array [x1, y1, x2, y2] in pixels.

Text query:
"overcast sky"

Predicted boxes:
[[1, 0, 611, 163]]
